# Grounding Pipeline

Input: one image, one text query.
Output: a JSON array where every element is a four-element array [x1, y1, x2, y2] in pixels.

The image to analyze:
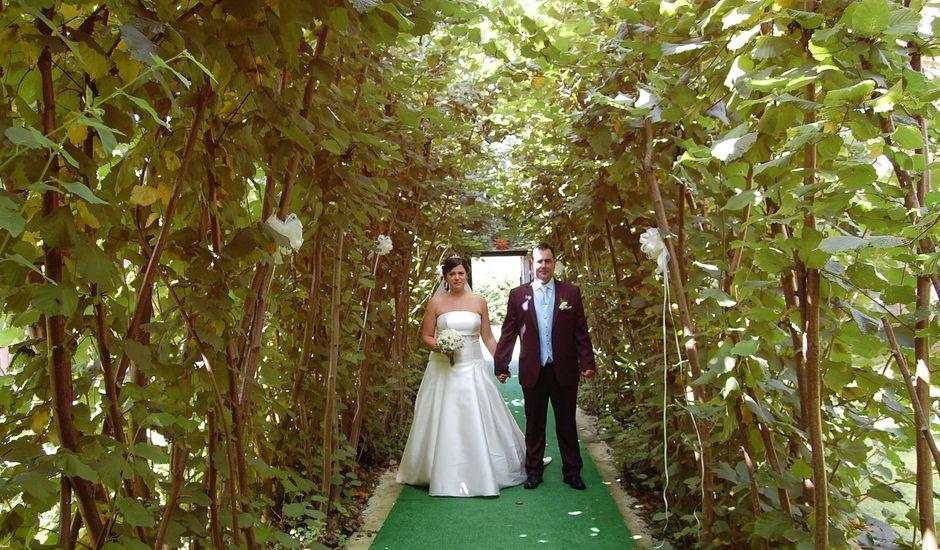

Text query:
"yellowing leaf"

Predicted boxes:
[[162, 150, 181, 172], [130, 185, 160, 206], [531, 75, 546, 90], [156, 182, 172, 206], [78, 41, 109, 79], [75, 201, 101, 229], [31, 409, 50, 432], [115, 52, 140, 83], [145, 212, 160, 227], [67, 124, 89, 147]]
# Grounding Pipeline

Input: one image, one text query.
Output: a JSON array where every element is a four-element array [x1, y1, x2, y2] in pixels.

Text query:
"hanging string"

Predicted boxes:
[[642, 227, 705, 540], [660, 264, 671, 536]]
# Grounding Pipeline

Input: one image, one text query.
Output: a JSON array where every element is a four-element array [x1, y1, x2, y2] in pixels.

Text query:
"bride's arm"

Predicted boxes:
[[420, 298, 440, 351], [478, 296, 498, 357]]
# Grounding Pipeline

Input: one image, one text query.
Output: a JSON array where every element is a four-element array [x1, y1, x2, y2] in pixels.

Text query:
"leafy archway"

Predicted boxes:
[[1, 0, 938, 548]]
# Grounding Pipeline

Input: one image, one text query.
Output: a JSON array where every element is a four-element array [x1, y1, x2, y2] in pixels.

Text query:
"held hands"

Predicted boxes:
[[581, 369, 596, 379], [497, 372, 510, 384]]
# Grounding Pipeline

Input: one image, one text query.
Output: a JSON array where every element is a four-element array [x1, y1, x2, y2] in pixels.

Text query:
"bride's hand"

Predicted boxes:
[[497, 373, 509, 384]]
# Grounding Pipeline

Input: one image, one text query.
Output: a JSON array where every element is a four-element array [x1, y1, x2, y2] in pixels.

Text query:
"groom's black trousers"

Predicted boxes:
[[522, 363, 583, 478]]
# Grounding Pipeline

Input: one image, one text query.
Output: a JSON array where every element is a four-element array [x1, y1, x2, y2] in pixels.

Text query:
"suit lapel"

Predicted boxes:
[[551, 281, 562, 330]]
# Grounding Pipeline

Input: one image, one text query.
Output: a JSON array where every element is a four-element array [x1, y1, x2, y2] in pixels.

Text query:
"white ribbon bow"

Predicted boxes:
[[639, 227, 669, 275], [266, 213, 304, 251]]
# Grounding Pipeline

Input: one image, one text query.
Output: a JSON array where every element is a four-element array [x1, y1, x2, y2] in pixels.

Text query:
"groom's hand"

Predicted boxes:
[[497, 373, 509, 384], [582, 369, 596, 379]]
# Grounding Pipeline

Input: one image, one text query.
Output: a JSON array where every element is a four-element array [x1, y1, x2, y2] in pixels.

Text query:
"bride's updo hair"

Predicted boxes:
[[442, 255, 470, 277]]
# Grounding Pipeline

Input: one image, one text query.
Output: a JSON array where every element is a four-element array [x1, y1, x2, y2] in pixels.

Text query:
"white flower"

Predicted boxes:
[[559, 300, 572, 311], [639, 227, 669, 275], [436, 328, 464, 365], [266, 214, 304, 251], [374, 234, 393, 256], [350, 0, 379, 13]]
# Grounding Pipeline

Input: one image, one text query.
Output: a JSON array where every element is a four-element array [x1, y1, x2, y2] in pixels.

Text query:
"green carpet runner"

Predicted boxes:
[[371, 361, 637, 549]]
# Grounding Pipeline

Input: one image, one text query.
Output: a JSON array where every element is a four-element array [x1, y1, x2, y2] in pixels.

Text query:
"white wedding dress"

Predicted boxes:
[[396, 311, 527, 496]]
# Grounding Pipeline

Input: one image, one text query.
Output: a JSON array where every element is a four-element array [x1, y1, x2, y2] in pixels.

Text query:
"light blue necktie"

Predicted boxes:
[[539, 285, 554, 366]]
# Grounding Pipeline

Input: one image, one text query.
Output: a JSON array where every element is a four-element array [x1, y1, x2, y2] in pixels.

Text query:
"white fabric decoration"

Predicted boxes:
[[375, 234, 393, 256], [640, 227, 669, 275], [266, 214, 304, 251]]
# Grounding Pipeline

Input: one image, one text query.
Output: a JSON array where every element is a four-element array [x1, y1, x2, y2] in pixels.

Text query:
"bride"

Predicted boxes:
[[396, 255, 528, 496]]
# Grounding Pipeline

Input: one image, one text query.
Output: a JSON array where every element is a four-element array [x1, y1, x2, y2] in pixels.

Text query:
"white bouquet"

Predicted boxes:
[[436, 329, 464, 365]]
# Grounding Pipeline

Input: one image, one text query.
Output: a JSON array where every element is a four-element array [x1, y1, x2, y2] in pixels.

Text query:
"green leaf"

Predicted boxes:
[[836, 163, 877, 188], [117, 496, 155, 527], [824, 80, 875, 105], [60, 453, 99, 482], [730, 338, 758, 356], [15, 472, 58, 500], [754, 511, 793, 539], [721, 375, 739, 398], [713, 461, 738, 483], [123, 339, 155, 372], [105, 538, 151, 550], [283, 502, 312, 518], [121, 92, 170, 128], [750, 36, 795, 60], [0, 196, 25, 237], [74, 238, 119, 288], [131, 442, 169, 464], [846, 0, 890, 37], [38, 202, 80, 248], [885, 7, 920, 36], [753, 248, 791, 273], [723, 189, 759, 211], [872, 81, 903, 114], [710, 133, 757, 162], [5, 126, 57, 149], [321, 139, 344, 155], [274, 532, 302, 549], [790, 460, 813, 480], [884, 284, 916, 304], [30, 284, 80, 317], [742, 394, 774, 424], [59, 181, 109, 205], [697, 288, 736, 307], [120, 23, 157, 65], [818, 236, 866, 253], [892, 126, 924, 150], [866, 482, 905, 503]]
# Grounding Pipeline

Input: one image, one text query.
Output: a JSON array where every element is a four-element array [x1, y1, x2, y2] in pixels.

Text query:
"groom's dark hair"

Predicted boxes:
[[533, 242, 555, 256]]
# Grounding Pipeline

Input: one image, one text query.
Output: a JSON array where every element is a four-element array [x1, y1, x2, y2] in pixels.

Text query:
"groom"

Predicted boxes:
[[494, 243, 596, 490]]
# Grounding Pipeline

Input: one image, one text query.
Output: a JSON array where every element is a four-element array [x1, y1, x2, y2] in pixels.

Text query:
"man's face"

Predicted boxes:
[[532, 248, 556, 283]]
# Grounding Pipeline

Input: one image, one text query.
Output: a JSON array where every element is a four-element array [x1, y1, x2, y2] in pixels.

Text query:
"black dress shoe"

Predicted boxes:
[[563, 474, 586, 490], [523, 473, 542, 489]]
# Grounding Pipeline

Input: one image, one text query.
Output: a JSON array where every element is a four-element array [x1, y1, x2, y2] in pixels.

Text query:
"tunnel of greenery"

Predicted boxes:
[[1, 0, 938, 548]]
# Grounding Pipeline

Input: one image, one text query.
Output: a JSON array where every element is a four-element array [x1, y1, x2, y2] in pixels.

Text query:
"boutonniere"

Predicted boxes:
[[559, 300, 572, 311]]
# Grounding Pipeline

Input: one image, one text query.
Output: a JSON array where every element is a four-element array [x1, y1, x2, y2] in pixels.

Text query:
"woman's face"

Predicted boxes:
[[445, 264, 467, 291]]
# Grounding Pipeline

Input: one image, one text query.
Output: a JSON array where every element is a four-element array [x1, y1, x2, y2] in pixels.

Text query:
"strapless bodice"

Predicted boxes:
[[436, 310, 481, 336], [434, 311, 483, 363]]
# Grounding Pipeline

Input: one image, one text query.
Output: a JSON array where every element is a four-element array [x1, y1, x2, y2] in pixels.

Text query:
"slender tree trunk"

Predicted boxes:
[[907, 20, 937, 546], [322, 229, 345, 515], [114, 84, 211, 388], [154, 444, 190, 550], [735, 402, 768, 550], [604, 218, 621, 285], [642, 119, 714, 543], [36, 15, 105, 542], [207, 412, 223, 549], [799, 12, 828, 541]]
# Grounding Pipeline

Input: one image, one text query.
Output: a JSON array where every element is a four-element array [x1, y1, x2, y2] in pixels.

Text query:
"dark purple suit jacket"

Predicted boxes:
[[494, 279, 596, 388]]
